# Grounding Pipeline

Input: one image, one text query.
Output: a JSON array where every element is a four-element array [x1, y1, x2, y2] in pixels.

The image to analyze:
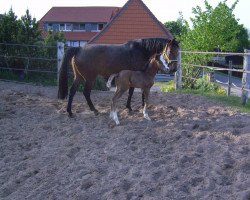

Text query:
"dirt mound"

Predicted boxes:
[[0, 81, 249, 200]]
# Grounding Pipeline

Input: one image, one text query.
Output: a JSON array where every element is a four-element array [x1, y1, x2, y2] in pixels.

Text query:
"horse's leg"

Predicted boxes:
[[142, 91, 145, 107], [111, 88, 126, 125], [83, 79, 98, 115], [143, 89, 151, 121], [126, 87, 134, 111], [67, 78, 80, 117]]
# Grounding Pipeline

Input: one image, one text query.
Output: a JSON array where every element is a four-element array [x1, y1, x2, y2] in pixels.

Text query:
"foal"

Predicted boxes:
[[106, 54, 169, 125]]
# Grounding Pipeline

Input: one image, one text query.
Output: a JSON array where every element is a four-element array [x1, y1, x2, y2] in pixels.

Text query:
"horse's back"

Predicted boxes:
[[76, 44, 131, 77]]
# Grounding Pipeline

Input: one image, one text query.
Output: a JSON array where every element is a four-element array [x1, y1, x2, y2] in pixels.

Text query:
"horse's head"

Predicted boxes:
[[162, 39, 180, 74]]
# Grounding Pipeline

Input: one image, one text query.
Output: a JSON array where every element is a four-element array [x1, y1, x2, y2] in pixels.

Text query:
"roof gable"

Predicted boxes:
[[89, 0, 173, 44], [39, 7, 120, 23]]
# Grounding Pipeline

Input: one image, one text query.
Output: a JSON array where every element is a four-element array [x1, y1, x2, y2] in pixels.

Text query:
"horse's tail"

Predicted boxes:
[[58, 47, 81, 99], [106, 73, 118, 89]]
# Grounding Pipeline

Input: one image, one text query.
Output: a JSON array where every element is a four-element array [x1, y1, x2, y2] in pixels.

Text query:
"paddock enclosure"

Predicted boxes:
[[0, 81, 250, 200]]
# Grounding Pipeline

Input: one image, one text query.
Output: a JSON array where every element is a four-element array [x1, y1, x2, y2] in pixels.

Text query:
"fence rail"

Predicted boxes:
[[176, 49, 250, 105], [0, 42, 249, 105]]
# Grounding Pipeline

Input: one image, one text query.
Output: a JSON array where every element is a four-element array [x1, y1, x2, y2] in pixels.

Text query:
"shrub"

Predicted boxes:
[[93, 76, 108, 91], [160, 80, 176, 92], [194, 75, 226, 95]]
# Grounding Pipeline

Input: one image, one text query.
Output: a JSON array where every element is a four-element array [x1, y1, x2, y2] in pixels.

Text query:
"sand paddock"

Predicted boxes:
[[0, 81, 249, 200]]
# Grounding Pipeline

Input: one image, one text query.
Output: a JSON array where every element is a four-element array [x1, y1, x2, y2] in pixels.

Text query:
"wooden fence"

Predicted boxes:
[[1, 42, 250, 105], [175, 49, 250, 105]]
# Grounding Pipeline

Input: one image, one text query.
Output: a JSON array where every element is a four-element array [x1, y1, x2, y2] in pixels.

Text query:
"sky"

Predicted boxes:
[[1, 0, 250, 29]]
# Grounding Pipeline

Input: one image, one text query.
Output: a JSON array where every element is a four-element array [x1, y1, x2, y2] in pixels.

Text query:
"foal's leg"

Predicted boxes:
[[142, 89, 151, 121], [111, 88, 126, 125], [67, 78, 80, 117], [126, 87, 134, 111], [83, 79, 98, 115]]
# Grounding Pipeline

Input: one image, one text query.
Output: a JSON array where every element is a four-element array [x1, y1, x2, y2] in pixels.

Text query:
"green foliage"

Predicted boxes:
[[0, 9, 41, 44], [179, 0, 249, 88], [157, 80, 176, 93], [194, 76, 226, 95], [164, 12, 189, 41], [44, 31, 66, 46], [17, 10, 41, 44], [181, 0, 248, 52], [0, 8, 19, 43], [93, 76, 108, 91]]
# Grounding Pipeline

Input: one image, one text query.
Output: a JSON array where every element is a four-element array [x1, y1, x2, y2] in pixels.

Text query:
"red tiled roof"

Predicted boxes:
[[39, 7, 120, 23], [89, 0, 173, 44]]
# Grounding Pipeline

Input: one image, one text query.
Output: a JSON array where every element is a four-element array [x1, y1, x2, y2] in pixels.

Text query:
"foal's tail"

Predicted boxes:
[[106, 74, 118, 89], [58, 47, 81, 99]]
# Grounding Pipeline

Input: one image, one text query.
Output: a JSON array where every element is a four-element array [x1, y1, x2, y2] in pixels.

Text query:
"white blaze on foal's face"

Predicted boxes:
[[160, 54, 169, 72]]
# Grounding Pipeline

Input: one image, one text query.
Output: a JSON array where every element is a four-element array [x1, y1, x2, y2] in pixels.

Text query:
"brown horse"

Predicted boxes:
[[106, 54, 169, 125], [58, 38, 179, 117]]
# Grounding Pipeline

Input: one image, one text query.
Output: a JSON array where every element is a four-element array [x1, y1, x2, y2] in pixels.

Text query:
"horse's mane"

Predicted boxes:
[[127, 38, 170, 53]]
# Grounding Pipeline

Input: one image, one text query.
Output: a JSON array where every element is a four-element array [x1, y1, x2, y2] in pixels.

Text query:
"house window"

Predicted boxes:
[[91, 23, 105, 32], [98, 23, 104, 31], [73, 23, 85, 32], [80, 41, 87, 47], [65, 24, 72, 31], [47, 23, 53, 31], [79, 24, 85, 31], [59, 23, 72, 31], [59, 24, 65, 31], [67, 41, 87, 47]]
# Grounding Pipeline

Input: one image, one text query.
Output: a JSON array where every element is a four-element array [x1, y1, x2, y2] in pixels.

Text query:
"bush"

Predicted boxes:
[[194, 75, 226, 95], [160, 80, 176, 92], [93, 76, 108, 91]]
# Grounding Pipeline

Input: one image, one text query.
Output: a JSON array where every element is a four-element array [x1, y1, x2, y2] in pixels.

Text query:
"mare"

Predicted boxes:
[[58, 38, 179, 117], [106, 53, 169, 125]]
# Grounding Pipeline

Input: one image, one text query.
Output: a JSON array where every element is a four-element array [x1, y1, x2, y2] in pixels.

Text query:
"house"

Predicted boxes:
[[39, 7, 120, 47], [39, 0, 172, 46]]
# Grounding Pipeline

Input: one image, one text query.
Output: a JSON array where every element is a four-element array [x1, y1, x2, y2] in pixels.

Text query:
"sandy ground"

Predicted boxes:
[[0, 81, 250, 200]]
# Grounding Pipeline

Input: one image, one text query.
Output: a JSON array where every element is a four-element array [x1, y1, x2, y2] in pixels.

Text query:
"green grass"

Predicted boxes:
[[154, 81, 250, 113]]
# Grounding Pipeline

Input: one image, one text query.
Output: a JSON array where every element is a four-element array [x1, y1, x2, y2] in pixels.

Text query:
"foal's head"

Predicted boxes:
[[147, 54, 169, 74]]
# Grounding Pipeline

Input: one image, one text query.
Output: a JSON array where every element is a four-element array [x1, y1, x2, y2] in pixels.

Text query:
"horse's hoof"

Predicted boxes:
[[94, 110, 99, 116], [126, 106, 132, 112], [68, 112, 74, 118]]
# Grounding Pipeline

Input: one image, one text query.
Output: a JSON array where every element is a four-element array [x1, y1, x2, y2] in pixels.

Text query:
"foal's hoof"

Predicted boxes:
[[144, 114, 151, 121]]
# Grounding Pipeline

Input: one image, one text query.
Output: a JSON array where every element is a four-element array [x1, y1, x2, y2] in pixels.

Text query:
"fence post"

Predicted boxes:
[[57, 42, 64, 84], [175, 49, 182, 89], [241, 49, 250, 105], [227, 60, 232, 96]]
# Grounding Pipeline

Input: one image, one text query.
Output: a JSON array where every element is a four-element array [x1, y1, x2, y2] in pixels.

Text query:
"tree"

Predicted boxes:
[[44, 30, 65, 46], [181, 0, 248, 52], [0, 8, 19, 43], [164, 12, 189, 41], [17, 9, 41, 44], [180, 0, 249, 88]]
